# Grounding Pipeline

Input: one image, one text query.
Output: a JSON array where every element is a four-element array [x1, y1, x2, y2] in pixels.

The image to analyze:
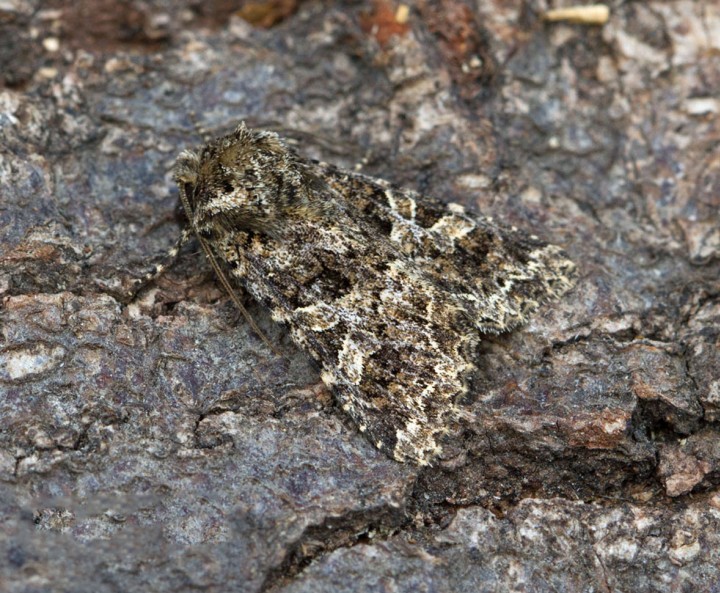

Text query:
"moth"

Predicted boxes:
[[161, 123, 575, 465]]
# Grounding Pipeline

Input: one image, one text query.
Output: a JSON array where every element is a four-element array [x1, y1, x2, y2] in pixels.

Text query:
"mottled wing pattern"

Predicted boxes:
[[173, 124, 576, 465], [216, 211, 476, 464], [317, 163, 576, 334]]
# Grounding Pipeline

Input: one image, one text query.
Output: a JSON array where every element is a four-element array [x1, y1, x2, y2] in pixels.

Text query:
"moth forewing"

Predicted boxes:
[[167, 122, 576, 464]]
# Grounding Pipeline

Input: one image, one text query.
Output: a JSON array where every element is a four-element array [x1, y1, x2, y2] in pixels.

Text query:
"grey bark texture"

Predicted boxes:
[[1, 1, 719, 591]]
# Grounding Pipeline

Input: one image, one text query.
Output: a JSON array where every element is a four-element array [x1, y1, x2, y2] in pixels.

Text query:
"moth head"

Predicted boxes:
[[173, 122, 330, 236]]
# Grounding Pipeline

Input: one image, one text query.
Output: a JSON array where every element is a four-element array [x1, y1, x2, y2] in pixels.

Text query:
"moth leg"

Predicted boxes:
[[128, 227, 193, 298]]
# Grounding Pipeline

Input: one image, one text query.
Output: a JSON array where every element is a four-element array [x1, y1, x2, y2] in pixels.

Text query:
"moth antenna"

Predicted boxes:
[[176, 165, 281, 356], [196, 233, 281, 356]]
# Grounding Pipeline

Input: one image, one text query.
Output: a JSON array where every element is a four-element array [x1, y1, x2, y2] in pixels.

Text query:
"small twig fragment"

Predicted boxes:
[[395, 4, 410, 25], [543, 4, 610, 25]]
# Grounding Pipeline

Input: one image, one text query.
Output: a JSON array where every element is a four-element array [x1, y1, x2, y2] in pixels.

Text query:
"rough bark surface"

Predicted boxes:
[[1, 1, 719, 591]]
